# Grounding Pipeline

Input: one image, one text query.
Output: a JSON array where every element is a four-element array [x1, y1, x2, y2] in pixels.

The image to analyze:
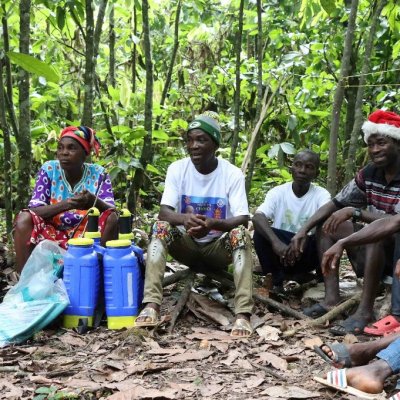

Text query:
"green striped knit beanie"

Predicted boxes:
[[187, 111, 221, 145]]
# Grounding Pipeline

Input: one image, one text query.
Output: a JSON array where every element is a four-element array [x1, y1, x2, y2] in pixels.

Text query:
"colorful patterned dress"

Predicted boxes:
[[24, 160, 115, 248]]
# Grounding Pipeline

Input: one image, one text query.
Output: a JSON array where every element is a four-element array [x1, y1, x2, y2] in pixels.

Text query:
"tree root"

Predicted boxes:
[[167, 271, 196, 334], [282, 293, 361, 337]]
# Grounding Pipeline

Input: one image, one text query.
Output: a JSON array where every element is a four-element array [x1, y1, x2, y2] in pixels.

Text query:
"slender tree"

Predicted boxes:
[[345, 0, 387, 181], [2, 4, 18, 137], [82, 0, 108, 126], [245, 0, 263, 192], [81, 0, 95, 126], [155, 0, 181, 131], [132, 0, 153, 196], [0, 58, 12, 233], [326, 0, 359, 194], [230, 0, 245, 164], [16, 0, 32, 211]]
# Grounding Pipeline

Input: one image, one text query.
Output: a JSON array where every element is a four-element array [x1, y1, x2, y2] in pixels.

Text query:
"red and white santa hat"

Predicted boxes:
[[362, 109, 400, 143]]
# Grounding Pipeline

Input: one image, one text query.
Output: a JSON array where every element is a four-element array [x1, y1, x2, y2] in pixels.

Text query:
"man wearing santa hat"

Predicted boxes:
[[291, 109, 400, 336]]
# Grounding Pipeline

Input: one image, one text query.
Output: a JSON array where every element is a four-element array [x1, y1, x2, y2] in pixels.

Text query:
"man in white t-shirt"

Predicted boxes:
[[253, 150, 331, 293], [135, 112, 254, 337]]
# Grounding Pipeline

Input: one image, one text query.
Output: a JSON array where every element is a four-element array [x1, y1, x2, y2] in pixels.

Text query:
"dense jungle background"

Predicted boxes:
[[0, 1, 400, 399], [1, 0, 399, 233]]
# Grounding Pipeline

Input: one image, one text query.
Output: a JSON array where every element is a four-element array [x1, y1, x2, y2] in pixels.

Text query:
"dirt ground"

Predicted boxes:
[[0, 240, 398, 400]]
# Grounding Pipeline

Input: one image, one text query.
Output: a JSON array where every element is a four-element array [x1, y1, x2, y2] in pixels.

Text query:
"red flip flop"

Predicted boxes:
[[364, 315, 400, 336]]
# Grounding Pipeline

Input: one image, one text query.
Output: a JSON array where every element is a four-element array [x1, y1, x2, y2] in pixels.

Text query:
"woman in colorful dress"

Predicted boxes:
[[14, 126, 118, 272]]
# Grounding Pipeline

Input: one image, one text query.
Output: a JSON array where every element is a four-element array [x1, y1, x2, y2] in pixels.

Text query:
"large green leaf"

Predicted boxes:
[[320, 0, 336, 15], [7, 52, 60, 83]]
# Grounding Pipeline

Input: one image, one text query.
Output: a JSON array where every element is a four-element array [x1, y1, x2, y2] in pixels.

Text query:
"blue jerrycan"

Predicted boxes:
[[118, 209, 145, 304], [62, 238, 100, 328], [103, 239, 142, 329]]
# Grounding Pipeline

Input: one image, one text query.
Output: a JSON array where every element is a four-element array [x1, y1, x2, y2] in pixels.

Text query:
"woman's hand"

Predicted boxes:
[[67, 190, 95, 210]]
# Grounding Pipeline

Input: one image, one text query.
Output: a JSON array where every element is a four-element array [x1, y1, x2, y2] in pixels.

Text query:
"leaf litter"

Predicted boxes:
[[0, 255, 397, 399]]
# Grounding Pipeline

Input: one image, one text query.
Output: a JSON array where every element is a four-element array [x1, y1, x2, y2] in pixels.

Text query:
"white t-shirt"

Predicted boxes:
[[161, 157, 249, 243], [256, 182, 331, 233]]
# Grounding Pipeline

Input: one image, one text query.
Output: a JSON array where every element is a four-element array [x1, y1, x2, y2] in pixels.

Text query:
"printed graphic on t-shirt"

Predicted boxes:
[[282, 209, 310, 232], [181, 195, 227, 220]]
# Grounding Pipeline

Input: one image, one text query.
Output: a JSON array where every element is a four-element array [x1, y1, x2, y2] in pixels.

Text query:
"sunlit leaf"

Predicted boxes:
[[146, 164, 162, 175], [280, 142, 295, 155], [7, 52, 60, 83]]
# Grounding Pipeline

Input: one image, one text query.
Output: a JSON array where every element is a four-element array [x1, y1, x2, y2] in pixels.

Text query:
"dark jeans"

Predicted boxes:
[[253, 228, 320, 286]]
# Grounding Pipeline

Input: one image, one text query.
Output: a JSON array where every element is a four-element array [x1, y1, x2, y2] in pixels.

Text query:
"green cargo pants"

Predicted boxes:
[[142, 221, 254, 315]]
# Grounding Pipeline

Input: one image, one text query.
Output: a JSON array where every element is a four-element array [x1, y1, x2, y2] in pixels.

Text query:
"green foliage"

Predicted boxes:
[[1, 0, 400, 213], [33, 386, 78, 400]]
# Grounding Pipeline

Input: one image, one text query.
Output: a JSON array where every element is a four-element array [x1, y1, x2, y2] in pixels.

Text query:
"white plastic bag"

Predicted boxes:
[[0, 240, 70, 347]]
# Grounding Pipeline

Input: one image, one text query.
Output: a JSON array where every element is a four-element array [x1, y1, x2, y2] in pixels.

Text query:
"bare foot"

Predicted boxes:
[[345, 360, 392, 394], [321, 331, 400, 368]]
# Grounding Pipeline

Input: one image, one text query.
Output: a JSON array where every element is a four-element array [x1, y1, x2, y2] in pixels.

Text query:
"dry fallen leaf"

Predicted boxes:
[[303, 336, 323, 349], [168, 350, 213, 363], [257, 351, 288, 371], [256, 325, 281, 341], [200, 383, 223, 397], [107, 386, 179, 400], [146, 348, 186, 355], [221, 349, 242, 366], [260, 385, 320, 398], [245, 373, 265, 388]]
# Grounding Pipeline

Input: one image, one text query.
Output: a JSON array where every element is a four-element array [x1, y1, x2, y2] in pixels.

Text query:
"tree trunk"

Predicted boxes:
[[326, 0, 359, 195], [109, 3, 116, 88], [2, 4, 18, 137], [131, 0, 153, 196], [16, 0, 32, 211], [345, 0, 387, 181], [82, 0, 95, 126], [241, 77, 286, 174], [230, 0, 245, 164], [154, 0, 181, 131], [82, 0, 108, 127], [245, 0, 263, 192], [0, 59, 13, 233]]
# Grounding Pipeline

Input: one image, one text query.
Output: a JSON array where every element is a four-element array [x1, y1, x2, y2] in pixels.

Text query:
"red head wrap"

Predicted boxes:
[[59, 126, 101, 156]]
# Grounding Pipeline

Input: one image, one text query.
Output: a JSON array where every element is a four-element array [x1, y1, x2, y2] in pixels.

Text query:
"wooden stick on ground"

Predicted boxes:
[[168, 271, 196, 334], [204, 269, 309, 320], [162, 268, 191, 287], [282, 293, 361, 337]]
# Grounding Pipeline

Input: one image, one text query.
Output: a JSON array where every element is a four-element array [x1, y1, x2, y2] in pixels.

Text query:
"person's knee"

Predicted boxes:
[[150, 220, 174, 241], [228, 225, 250, 251], [14, 211, 33, 234], [105, 210, 118, 227]]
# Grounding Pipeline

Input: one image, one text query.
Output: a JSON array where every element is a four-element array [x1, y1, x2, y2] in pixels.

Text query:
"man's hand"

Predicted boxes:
[[183, 213, 210, 238], [322, 207, 354, 234], [67, 190, 95, 210], [272, 241, 290, 266], [290, 229, 308, 259], [321, 241, 345, 276]]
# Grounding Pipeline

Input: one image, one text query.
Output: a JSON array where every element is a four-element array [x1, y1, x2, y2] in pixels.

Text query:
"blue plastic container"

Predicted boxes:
[[62, 238, 100, 328], [103, 239, 142, 329], [118, 209, 145, 307]]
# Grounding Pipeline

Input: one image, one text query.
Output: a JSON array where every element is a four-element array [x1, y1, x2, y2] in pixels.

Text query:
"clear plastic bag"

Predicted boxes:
[[0, 240, 70, 347]]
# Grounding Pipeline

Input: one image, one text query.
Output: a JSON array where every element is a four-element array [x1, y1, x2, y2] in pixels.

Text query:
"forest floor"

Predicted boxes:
[[0, 230, 398, 400]]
